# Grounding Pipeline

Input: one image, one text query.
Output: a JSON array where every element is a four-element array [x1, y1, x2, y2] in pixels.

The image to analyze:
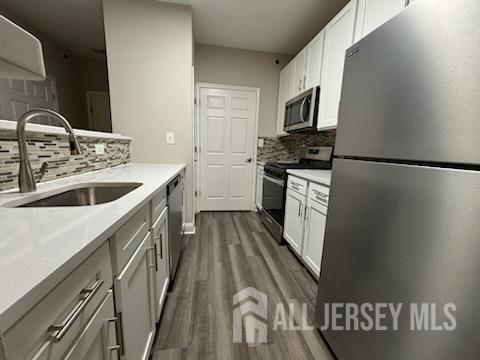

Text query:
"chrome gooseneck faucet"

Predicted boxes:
[[17, 109, 83, 193]]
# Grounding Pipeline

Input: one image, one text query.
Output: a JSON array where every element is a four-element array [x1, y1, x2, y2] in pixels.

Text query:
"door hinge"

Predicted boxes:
[[195, 190, 200, 197], [194, 146, 198, 153]]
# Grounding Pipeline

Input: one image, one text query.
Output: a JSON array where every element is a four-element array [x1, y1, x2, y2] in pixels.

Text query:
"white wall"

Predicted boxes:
[[103, 0, 195, 226], [194, 44, 292, 137]]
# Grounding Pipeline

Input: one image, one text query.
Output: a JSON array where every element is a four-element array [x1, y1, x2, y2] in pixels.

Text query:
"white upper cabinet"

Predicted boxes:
[[292, 48, 307, 96], [276, 61, 294, 136], [274, 0, 410, 135], [305, 30, 326, 89], [0, 15, 46, 81], [317, 1, 356, 131], [354, 0, 408, 42]]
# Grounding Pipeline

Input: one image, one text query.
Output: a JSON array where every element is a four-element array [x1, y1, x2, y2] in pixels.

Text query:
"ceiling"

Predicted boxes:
[[164, 0, 350, 54], [0, 0, 349, 58], [0, 0, 106, 58]]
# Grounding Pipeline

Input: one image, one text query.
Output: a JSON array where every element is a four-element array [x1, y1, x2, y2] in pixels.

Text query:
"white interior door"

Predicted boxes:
[[87, 91, 112, 132], [199, 86, 257, 211]]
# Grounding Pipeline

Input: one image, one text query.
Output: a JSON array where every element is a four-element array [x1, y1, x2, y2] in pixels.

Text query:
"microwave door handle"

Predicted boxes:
[[299, 97, 307, 122]]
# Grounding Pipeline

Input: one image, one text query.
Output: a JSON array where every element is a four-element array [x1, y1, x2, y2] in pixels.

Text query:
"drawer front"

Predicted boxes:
[[151, 188, 167, 225], [4, 243, 113, 360], [287, 175, 308, 196], [308, 182, 330, 206], [110, 204, 149, 274]]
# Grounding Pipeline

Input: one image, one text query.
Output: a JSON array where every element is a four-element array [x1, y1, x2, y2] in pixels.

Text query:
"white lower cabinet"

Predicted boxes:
[[283, 188, 306, 255], [302, 199, 328, 277], [284, 175, 330, 277], [63, 291, 119, 360], [256, 173, 263, 210], [3, 183, 181, 360], [256, 164, 264, 210], [114, 233, 156, 360], [152, 206, 170, 322]]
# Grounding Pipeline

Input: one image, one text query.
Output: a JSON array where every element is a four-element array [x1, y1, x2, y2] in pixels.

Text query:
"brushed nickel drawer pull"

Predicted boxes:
[[313, 190, 327, 198], [48, 279, 104, 342]]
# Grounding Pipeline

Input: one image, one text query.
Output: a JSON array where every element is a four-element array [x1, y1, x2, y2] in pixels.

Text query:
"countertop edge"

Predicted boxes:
[[286, 169, 332, 186], [0, 164, 185, 332]]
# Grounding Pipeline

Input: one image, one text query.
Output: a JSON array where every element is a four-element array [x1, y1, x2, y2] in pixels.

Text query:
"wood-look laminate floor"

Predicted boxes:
[[151, 212, 333, 360]]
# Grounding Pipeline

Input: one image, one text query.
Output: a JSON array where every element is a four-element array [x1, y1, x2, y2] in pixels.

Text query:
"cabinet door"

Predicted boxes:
[[276, 62, 294, 136], [62, 292, 119, 360], [152, 207, 170, 322], [302, 200, 328, 277], [293, 49, 307, 96], [317, 1, 356, 131], [256, 173, 263, 210], [354, 0, 407, 42], [114, 234, 156, 360], [305, 30, 326, 89], [283, 188, 306, 255]]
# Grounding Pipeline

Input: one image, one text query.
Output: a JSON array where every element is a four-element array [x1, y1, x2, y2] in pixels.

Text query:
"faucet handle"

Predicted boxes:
[[35, 162, 49, 182]]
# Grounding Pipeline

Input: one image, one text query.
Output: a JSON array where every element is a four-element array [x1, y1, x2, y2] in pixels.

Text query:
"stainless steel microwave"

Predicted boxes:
[[284, 86, 320, 132]]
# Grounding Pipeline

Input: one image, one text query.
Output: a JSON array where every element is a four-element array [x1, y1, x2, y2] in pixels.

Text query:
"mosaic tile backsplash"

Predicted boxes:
[[257, 130, 336, 162], [0, 129, 131, 191]]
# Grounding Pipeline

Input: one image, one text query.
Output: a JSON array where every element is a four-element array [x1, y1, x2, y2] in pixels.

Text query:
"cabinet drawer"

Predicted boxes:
[[151, 188, 167, 225], [110, 204, 149, 274], [287, 175, 308, 196], [4, 243, 113, 360], [308, 182, 330, 206], [62, 291, 119, 360]]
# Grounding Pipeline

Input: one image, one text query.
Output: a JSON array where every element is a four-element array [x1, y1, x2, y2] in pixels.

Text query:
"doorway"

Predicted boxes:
[[196, 84, 259, 211], [86, 91, 112, 132]]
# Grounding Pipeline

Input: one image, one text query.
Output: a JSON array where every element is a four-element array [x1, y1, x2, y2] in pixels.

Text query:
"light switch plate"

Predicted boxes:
[[95, 143, 105, 155], [166, 131, 175, 145]]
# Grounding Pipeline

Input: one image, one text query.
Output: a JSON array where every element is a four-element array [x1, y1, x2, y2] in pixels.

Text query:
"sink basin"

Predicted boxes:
[[18, 183, 142, 207]]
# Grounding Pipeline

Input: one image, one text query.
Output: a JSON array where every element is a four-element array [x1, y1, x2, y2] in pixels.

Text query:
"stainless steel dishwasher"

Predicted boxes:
[[167, 174, 184, 280]]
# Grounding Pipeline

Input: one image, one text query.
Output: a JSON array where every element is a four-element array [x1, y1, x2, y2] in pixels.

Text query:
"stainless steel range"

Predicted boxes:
[[260, 146, 332, 243]]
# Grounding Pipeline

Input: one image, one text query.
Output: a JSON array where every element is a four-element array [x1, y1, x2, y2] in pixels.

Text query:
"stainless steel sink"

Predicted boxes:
[[18, 183, 142, 207]]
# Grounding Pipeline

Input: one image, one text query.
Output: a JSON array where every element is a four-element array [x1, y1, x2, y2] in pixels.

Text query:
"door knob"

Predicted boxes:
[[246, 158, 252, 163]]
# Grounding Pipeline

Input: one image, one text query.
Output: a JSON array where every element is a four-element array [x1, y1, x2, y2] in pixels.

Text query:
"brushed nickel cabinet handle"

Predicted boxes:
[[48, 279, 103, 342], [160, 234, 163, 260], [106, 317, 123, 354], [147, 246, 157, 270]]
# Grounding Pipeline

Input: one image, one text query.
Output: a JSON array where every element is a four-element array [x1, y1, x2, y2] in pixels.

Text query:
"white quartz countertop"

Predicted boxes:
[[287, 169, 332, 186], [0, 163, 185, 331]]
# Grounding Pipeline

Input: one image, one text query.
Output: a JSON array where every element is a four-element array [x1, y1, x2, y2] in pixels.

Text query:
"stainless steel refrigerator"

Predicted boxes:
[[316, 0, 480, 358]]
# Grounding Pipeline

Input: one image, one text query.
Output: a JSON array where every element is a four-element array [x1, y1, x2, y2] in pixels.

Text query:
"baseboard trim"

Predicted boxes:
[[183, 222, 196, 234]]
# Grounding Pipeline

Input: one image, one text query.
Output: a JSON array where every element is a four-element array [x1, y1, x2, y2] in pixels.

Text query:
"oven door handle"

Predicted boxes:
[[263, 173, 285, 187]]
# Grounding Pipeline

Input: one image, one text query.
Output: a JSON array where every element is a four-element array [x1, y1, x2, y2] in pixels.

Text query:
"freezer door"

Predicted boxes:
[[335, 0, 480, 165], [316, 159, 480, 359]]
